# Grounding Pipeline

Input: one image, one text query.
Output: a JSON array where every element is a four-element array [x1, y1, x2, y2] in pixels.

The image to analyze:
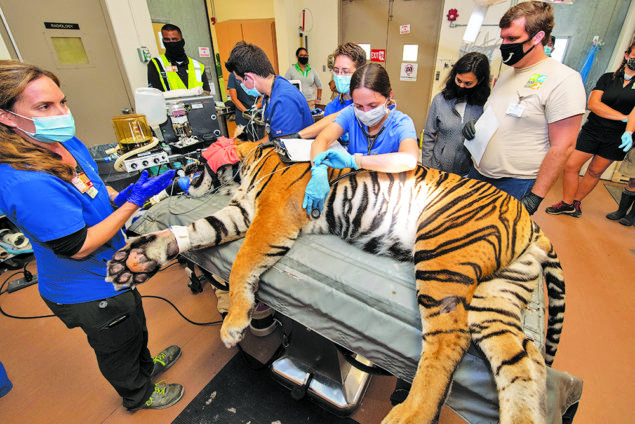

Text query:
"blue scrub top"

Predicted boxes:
[[0, 137, 127, 304], [324, 96, 353, 116], [264, 76, 313, 138], [334, 105, 417, 155]]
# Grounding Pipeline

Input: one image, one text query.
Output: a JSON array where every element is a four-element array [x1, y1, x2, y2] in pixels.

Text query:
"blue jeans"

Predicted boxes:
[[467, 168, 535, 201]]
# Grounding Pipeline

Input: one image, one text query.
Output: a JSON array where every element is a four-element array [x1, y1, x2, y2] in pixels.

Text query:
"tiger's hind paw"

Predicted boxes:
[[220, 312, 250, 348], [106, 230, 179, 290]]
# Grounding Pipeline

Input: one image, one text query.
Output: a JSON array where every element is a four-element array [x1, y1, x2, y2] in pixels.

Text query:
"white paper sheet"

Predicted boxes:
[[463, 106, 498, 166], [280, 139, 348, 162]]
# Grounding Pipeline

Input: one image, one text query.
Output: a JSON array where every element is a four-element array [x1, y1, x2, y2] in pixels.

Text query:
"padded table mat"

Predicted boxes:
[[128, 192, 582, 423]]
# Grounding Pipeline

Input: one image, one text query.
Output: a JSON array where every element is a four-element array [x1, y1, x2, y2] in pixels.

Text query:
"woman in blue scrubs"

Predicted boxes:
[[304, 63, 418, 213], [324, 42, 367, 117], [0, 60, 182, 411]]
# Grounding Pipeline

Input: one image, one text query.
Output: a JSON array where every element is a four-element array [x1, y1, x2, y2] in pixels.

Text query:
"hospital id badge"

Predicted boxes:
[[72, 172, 97, 198], [506, 103, 525, 117]]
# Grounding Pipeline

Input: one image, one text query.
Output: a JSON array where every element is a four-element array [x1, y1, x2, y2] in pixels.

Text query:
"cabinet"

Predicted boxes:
[[215, 18, 279, 84]]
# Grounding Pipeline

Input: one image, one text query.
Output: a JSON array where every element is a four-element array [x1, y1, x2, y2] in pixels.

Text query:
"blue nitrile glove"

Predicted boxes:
[[126, 170, 176, 207], [303, 164, 330, 215], [619, 132, 633, 152], [313, 149, 358, 170], [112, 184, 134, 208]]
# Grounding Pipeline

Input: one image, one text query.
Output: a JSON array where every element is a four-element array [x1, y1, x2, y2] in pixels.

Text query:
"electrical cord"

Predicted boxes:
[[0, 259, 222, 325], [0, 268, 54, 319], [141, 295, 222, 326]]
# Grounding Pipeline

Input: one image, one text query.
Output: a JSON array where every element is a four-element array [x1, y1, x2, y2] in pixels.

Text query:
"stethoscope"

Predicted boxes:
[[354, 107, 393, 155]]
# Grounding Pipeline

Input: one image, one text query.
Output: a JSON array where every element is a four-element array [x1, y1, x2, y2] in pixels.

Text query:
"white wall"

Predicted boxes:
[[431, 0, 511, 99], [273, 0, 338, 102], [214, 0, 274, 20], [0, 35, 10, 59], [103, 0, 158, 95], [608, 2, 635, 72]]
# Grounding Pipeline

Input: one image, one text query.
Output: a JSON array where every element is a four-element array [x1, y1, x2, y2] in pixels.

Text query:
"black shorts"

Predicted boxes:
[[576, 127, 627, 161]]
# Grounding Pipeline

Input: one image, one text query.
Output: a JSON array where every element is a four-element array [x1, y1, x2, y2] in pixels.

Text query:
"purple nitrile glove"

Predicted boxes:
[[112, 184, 134, 208], [125, 170, 176, 207]]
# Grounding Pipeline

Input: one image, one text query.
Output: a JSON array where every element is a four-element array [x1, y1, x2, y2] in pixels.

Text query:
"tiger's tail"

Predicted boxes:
[[534, 222, 566, 367]]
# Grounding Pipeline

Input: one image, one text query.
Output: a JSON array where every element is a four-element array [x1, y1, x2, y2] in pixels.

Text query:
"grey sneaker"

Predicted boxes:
[[143, 381, 184, 410], [151, 345, 182, 379]]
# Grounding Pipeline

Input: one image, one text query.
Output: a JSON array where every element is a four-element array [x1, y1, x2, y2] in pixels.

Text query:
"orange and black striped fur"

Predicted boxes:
[[107, 140, 565, 423]]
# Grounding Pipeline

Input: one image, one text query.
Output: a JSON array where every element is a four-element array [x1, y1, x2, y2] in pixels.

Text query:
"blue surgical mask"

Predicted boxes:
[[544, 46, 553, 57], [354, 102, 389, 127], [333, 74, 352, 94], [240, 75, 261, 98], [8, 110, 75, 143]]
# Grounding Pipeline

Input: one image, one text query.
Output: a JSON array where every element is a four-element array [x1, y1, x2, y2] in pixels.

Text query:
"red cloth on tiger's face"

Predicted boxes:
[[201, 137, 240, 173]]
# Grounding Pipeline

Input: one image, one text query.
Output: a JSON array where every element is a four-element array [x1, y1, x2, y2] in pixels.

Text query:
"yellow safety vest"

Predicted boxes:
[[151, 54, 205, 91]]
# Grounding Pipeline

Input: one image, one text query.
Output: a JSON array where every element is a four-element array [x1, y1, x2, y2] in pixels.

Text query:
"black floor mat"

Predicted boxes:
[[173, 353, 360, 424]]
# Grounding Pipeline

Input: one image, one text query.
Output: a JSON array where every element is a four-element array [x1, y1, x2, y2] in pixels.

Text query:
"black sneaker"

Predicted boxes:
[[143, 381, 184, 410], [545, 201, 580, 217], [151, 345, 182, 380], [572, 200, 582, 217]]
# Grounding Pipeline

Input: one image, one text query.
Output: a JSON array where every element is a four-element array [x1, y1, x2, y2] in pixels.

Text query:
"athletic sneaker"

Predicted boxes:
[[151, 345, 182, 379], [143, 381, 184, 410], [572, 200, 582, 217], [545, 201, 581, 218]]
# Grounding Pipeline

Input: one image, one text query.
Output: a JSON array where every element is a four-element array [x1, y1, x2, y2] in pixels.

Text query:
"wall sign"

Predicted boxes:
[[400, 63, 418, 81], [44, 22, 80, 30], [370, 49, 385, 62], [399, 24, 410, 35], [198, 47, 211, 58]]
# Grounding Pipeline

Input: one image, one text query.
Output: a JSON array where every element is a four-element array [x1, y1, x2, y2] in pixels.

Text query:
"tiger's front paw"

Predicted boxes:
[[382, 402, 429, 424], [106, 229, 179, 290], [220, 310, 251, 348]]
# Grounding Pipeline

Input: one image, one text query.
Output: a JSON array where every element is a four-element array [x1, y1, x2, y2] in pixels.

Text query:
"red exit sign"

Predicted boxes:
[[370, 49, 385, 62]]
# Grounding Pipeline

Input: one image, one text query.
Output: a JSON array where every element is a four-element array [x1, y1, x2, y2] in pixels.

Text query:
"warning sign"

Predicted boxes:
[[400, 63, 418, 81]]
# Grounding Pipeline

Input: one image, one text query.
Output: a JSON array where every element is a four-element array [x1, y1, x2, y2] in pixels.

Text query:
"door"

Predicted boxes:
[[341, 0, 442, 133], [215, 18, 279, 82], [242, 19, 279, 74], [215, 20, 245, 83], [0, 0, 133, 147]]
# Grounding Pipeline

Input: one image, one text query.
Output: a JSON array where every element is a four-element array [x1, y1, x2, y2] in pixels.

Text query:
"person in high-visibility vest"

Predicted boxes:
[[147, 24, 211, 93]]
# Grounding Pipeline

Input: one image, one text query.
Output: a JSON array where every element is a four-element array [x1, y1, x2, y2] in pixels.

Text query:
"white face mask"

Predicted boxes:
[[354, 101, 388, 127]]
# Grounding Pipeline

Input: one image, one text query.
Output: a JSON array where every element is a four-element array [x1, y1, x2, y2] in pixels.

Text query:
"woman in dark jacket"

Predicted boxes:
[[421, 52, 490, 176]]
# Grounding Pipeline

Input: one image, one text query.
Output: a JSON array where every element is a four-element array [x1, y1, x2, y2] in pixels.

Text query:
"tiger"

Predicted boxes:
[[107, 139, 565, 424]]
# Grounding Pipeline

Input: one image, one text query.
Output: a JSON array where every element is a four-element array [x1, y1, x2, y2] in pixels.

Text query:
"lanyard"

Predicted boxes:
[[355, 111, 391, 155]]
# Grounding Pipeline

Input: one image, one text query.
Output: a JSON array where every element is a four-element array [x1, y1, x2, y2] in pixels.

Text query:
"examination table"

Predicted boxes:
[[128, 191, 583, 423]]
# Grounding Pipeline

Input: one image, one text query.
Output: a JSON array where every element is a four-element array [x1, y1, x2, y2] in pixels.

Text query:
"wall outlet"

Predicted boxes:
[[7, 274, 38, 293]]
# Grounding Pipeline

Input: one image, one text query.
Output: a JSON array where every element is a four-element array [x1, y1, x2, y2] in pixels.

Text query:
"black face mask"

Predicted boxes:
[[500, 38, 535, 66], [455, 87, 471, 98], [298, 57, 309, 65], [627, 57, 635, 71], [164, 39, 187, 62]]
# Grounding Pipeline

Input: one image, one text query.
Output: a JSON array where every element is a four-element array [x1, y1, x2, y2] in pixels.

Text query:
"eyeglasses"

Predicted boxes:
[[332, 68, 353, 77]]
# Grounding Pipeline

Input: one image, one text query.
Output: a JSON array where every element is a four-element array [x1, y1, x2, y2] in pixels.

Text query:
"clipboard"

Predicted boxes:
[[274, 138, 349, 163]]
